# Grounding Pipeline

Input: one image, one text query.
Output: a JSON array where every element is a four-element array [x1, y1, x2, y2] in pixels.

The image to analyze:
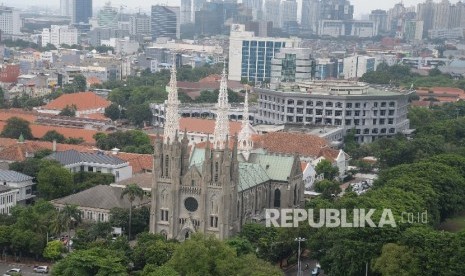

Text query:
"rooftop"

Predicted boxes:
[[39, 92, 111, 111], [0, 169, 33, 182], [45, 150, 128, 166], [179, 118, 242, 136]]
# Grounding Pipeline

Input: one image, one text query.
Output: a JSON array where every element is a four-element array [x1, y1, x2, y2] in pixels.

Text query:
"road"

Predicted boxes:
[[0, 262, 50, 276], [284, 258, 325, 276]]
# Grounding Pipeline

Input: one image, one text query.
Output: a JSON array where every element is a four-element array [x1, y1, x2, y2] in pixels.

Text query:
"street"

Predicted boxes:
[[0, 261, 50, 276], [284, 258, 325, 276]]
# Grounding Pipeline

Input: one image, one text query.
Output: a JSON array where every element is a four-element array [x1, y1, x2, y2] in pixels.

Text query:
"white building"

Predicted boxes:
[[280, 0, 298, 28], [101, 37, 139, 55], [0, 170, 35, 205], [129, 13, 151, 36], [318, 20, 378, 38], [265, 0, 281, 28], [228, 24, 300, 82], [0, 6, 21, 35], [0, 186, 17, 215], [60, 0, 72, 16], [45, 150, 132, 182], [343, 55, 376, 80], [41, 25, 78, 48], [271, 48, 314, 84]]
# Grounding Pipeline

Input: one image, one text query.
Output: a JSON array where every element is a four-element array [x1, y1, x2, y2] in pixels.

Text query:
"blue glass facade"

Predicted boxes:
[[241, 40, 285, 83]]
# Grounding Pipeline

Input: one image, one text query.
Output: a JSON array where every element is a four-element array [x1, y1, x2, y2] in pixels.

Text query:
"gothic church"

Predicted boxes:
[[150, 61, 304, 240]]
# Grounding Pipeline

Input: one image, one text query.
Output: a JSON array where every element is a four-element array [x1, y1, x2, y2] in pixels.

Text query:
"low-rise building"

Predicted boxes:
[[0, 186, 17, 215], [0, 170, 35, 205]]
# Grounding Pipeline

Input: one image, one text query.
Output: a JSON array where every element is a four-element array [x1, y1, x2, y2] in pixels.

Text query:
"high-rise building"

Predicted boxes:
[[151, 5, 180, 41], [369, 10, 388, 33], [271, 48, 314, 84], [433, 0, 450, 30], [72, 0, 92, 24], [180, 0, 192, 24], [60, 0, 72, 16], [243, 0, 263, 20], [403, 20, 424, 41], [129, 13, 151, 36], [41, 25, 79, 48], [265, 0, 280, 28], [228, 24, 300, 83], [280, 0, 298, 28], [301, 0, 320, 33], [417, 0, 434, 37], [320, 0, 354, 21], [0, 6, 21, 35], [192, 0, 207, 22], [343, 55, 376, 80], [97, 2, 118, 29]]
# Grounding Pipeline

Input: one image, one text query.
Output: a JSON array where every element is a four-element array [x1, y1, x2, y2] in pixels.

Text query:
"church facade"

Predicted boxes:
[[150, 61, 304, 240]]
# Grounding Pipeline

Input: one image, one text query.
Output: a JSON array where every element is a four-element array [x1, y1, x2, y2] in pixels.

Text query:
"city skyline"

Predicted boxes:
[[8, 0, 465, 18]]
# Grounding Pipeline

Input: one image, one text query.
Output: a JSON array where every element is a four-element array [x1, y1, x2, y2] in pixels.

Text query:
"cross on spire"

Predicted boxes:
[[213, 62, 230, 149], [163, 54, 180, 144]]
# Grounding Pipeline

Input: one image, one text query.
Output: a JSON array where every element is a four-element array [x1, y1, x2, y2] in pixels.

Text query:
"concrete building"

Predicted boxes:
[[0, 186, 17, 215], [45, 150, 132, 182], [72, 0, 92, 24], [0, 170, 35, 205], [151, 5, 180, 41], [280, 0, 298, 28], [180, 0, 193, 24], [60, 0, 72, 16], [243, 0, 263, 20], [271, 48, 314, 84], [301, 0, 319, 33], [264, 0, 280, 28], [404, 20, 424, 41], [254, 81, 412, 143], [318, 20, 378, 38], [41, 25, 79, 48], [343, 55, 376, 80], [129, 13, 151, 36], [97, 2, 118, 29], [417, 0, 434, 38], [369, 10, 388, 33], [228, 24, 300, 83], [0, 6, 21, 35]]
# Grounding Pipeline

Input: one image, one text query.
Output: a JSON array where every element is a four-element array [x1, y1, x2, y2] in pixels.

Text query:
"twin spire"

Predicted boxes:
[[162, 58, 252, 154]]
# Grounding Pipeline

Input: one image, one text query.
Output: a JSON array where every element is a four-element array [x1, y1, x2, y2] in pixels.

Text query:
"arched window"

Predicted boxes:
[[214, 162, 219, 182], [237, 201, 240, 218], [164, 155, 169, 176], [293, 185, 297, 205], [210, 195, 218, 214], [273, 189, 281, 208]]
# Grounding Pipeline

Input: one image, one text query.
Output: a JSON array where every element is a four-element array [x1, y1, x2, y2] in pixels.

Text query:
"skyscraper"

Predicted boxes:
[[0, 6, 21, 35], [72, 0, 92, 24], [242, 0, 263, 20], [180, 0, 192, 24], [60, 0, 72, 16], [369, 10, 388, 33], [280, 0, 298, 28], [265, 0, 280, 28], [417, 0, 434, 37], [301, 0, 320, 33], [151, 5, 180, 41], [97, 2, 118, 29]]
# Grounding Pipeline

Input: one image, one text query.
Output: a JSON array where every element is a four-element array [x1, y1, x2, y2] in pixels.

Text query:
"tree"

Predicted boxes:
[[143, 265, 179, 276], [126, 104, 152, 127], [43, 240, 64, 261], [373, 243, 419, 276], [104, 103, 121, 121], [59, 105, 77, 117], [73, 75, 87, 92], [52, 247, 127, 276], [315, 159, 339, 180], [314, 180, 342, 199], [37, 164, 74, 200], [42, 130, 66, 143], [120, 184, 145, 239], [0, 117, 33, 140], [58, 205, 82, 252]]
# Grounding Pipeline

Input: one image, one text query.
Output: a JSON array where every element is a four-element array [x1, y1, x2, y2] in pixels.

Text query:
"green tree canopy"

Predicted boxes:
[[315, 159, 339, 180], [42, 130, 66, 143], [0, 117, 33, 140], [37, 164, 74, 200]]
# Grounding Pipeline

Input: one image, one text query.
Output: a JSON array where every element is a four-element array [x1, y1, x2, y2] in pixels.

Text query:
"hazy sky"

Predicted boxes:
[[7, 0, 464, 18]]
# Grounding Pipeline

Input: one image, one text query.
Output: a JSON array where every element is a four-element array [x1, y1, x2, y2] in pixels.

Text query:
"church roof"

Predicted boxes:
[[238, 163, 270, 192], [248, 153, 295, 182], [189, 148, 205, 168]]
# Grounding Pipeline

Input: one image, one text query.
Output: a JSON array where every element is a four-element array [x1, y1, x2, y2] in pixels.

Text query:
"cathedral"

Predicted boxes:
[[149, 61, 304, 240]]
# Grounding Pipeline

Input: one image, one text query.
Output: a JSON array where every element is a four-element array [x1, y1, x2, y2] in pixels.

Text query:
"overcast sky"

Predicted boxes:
[[7, 0, 464, 19]]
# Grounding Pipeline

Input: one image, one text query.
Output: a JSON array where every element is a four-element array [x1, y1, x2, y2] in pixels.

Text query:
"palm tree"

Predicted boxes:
[[120, 184, 145, 240], [60, 204, 82, 252]]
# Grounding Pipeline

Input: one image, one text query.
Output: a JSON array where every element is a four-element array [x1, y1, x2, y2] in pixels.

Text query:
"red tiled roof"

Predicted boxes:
[[29, 124, 100, 144], [41, 92, 111, 111], [116, 152, 153, 174], [0, 110, 37, 123], [179, 118, 242, 136], [253, 132, 329, 158], [318, 147, 340, 163]]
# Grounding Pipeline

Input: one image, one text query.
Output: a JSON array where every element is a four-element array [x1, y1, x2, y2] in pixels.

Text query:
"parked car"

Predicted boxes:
[[3, 268, 21, 276], [33, 266, 49, 274]]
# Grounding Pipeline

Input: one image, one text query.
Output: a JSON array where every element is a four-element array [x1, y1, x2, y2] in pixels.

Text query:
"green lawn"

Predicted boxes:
[[438, 212, 465, 232]]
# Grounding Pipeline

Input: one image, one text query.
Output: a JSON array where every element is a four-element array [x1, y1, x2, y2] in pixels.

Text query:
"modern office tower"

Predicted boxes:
[[97, 2, 118, 29], [433, 0, 450, 30], [280, 0, 298, 28], [72, 0, 92, 24], [271, 48, 314, 84], [180, 0, 192, 24], [151, 5, 180, 41], [129, 13, 151, 36], [265, 0, 280, 29], [403, 20, 424, 41], [60, 0, 72, 16], [301, 0, 320, 33], [417, 0, 434, 38], [369, 10, 388, 33], [320, 0, 354, 21], [192, 0, 207, 22], [0, 6, 21, 35], [255, 81, 412, 143], [228, 24, 300, 83], [243, 0, 263, 20], [245, 21, 273, 37], [343, 55, 376, 80]]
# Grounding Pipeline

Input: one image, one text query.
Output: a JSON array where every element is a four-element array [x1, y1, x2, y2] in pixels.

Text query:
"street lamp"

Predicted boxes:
[[295, 237, 306, 276]]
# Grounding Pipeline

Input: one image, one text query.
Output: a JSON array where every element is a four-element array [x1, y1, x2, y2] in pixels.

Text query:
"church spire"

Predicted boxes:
[[163, 55, 180, 144], [238, 89, 253, 160], [213, 62, 230, 149]]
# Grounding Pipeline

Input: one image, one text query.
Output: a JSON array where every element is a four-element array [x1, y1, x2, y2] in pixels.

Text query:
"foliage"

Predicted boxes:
[[315, 159, 339, 180], [132, 234, 178, 270], [59, 104, 77, 117], [73, 171, 115, 192], [104, 103, 121, 120], [94, 130, 153, 153], [37, 163, 74, 200], [314, 180, 342, 199], [126, 104, 152, 127], [0, 117, 33, 140], [372, 243, 419, 276], [43, 240, 64, 261], [120, 184, 146, 239], [42, 130, 66, 143], [52, 247, 128, 276], [63, 74, 87, 93], [109, 207, 150, 238]]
